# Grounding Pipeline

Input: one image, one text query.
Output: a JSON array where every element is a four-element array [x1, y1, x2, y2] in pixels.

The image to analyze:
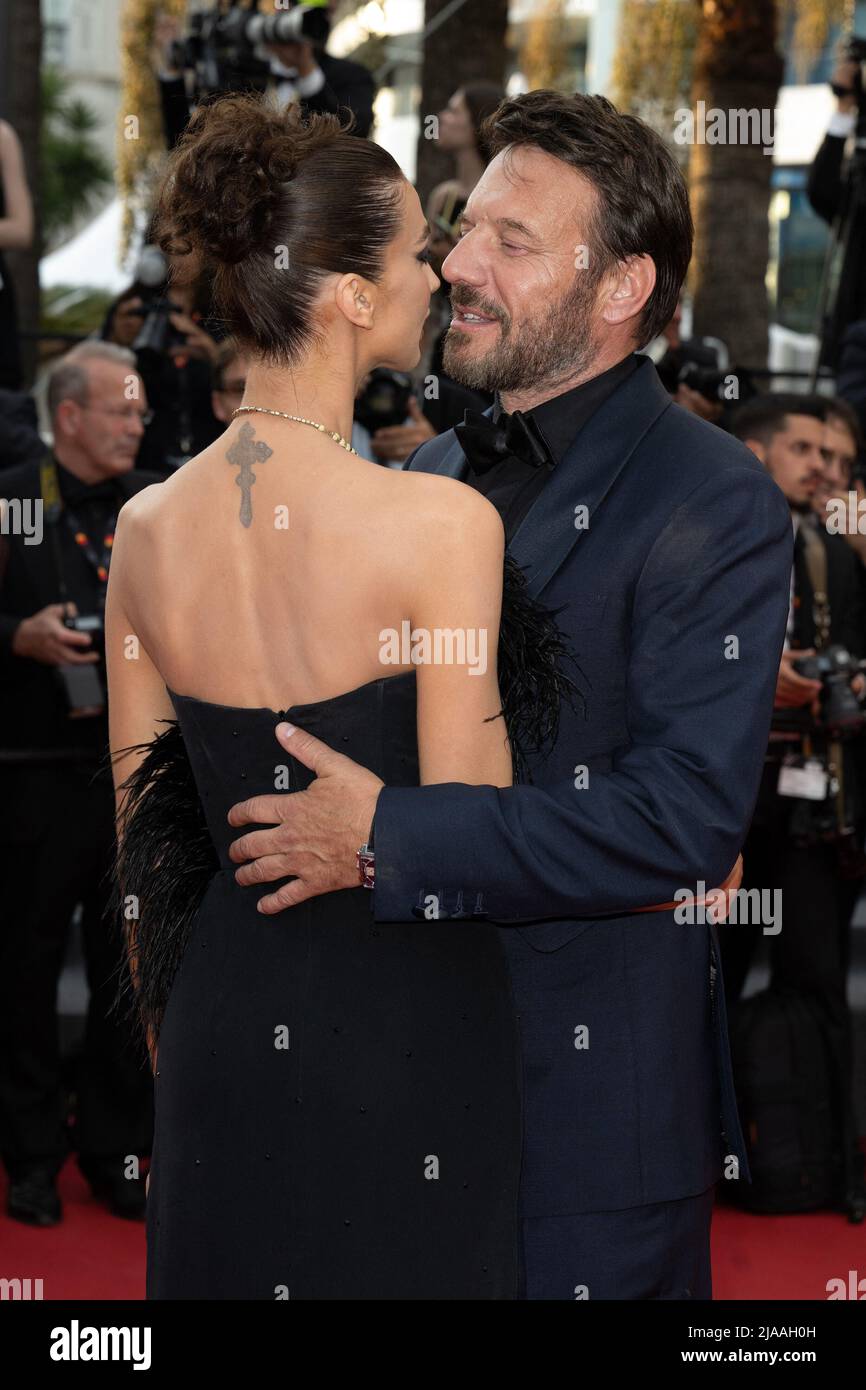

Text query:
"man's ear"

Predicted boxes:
[[334, 273, 376, 331], [743, 437, 767, 465], [599, 254, 656, 331], [54, 399, 80, 442]]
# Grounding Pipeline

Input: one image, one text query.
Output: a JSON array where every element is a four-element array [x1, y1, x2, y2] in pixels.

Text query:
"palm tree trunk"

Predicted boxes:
[[688, 0, 784, 370], [414, 0, 509, 207]]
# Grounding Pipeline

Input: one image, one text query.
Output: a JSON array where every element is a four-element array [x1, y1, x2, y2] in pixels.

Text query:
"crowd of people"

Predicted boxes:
[[1, 17, 865, 1258]]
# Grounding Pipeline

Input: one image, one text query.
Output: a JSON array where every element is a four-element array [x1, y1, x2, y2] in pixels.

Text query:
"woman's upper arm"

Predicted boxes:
[[0, 121, 33, 247], [408, 487, 512, 787], [105, 505, 175, 819]]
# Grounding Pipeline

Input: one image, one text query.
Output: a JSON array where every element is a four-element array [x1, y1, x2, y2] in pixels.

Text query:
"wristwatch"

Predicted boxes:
[[357, 815, 375, 890]]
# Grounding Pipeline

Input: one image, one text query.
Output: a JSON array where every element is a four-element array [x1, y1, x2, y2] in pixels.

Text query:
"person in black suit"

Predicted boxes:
[[723, 392, 866, 1205], [0, 386, 42, 472], [807, 44, 866, 371], [0, 342, 161, 1225], [152, 5, 375, 151]]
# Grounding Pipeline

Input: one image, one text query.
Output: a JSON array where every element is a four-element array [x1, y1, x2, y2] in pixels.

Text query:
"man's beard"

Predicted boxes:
[[443, 274, 603, 396]]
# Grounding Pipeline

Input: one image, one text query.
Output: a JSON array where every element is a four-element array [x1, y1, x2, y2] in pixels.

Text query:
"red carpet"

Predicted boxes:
[[0, 1157, 862, 1300], [0, 1157, 145, 1301]]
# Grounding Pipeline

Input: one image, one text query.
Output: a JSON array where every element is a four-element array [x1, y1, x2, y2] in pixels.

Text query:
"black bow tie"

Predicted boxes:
[[455, 407, 553, 476]]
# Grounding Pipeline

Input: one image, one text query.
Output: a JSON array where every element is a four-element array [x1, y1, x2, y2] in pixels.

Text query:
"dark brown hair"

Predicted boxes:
[[825, 394, 864, 459], [155, 93, 406, 364], [730, 392, 826, 447], [459, 82, 506, 164], [480, 90, 693, 346]]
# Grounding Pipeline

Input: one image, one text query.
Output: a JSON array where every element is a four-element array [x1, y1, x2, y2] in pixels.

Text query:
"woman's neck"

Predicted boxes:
[[239, 353, 359, 444]]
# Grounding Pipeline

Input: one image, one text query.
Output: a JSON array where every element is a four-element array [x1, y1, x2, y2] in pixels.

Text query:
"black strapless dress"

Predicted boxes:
[[112, 561, 578, 1300]]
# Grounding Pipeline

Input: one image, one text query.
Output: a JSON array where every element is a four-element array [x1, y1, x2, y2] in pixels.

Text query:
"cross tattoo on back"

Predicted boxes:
[[227, 422, 273, 527]]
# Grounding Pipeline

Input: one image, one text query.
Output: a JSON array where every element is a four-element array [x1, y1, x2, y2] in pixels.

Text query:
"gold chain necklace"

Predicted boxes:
[[231, 405, 358, 455]]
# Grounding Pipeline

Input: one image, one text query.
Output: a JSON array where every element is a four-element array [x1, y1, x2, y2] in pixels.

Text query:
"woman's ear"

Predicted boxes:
[[334, 273, 376, 331]]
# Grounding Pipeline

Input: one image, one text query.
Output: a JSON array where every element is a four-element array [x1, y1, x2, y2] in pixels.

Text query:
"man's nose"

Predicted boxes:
[[442, 234, 485, 289]]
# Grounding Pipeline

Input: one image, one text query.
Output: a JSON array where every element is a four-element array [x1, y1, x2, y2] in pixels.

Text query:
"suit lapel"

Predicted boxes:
[[507, 356, 671, 599], [427, 433, 474, 482]]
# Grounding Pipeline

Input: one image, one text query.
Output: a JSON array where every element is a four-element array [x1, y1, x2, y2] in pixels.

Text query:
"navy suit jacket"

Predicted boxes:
[[373, 354, 793, 1217]]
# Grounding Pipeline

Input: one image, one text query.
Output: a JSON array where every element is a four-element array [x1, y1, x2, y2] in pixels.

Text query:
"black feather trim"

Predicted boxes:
[[494, 552, 586, 781], [108, 721, 218, 1048]]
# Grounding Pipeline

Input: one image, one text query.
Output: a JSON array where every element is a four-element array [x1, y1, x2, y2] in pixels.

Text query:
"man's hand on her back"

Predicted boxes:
[[228, 722, 383, 913]]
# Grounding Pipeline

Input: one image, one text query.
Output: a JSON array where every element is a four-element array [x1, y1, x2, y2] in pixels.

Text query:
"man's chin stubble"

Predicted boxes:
[[443, 332, 494, 391], [442, 328, 535, 394]]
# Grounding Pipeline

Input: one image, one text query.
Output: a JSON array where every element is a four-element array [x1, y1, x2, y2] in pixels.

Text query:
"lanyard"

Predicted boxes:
[[61, 507, 115, 607], [39, 453, 118, 611]]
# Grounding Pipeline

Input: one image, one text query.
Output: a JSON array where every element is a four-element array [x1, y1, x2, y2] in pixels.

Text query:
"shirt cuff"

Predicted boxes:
[[828, 111, 856, 139]]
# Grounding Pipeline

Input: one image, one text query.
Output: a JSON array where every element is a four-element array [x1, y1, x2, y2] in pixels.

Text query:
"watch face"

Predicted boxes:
[[357, 847, 375, 889]]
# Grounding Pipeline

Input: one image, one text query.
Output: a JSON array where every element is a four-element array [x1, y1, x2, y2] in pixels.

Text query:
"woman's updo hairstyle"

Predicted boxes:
[[155, 93, 406, 364]]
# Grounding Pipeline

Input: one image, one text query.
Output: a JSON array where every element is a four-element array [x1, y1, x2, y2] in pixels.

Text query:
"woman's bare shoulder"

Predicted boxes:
[[114, 478, 169, 528], [369, 468, 504, 594], [115, 456, 205, 527], [380, 464, 503, 538]]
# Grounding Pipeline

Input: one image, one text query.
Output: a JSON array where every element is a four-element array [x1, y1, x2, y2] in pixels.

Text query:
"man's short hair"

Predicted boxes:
[[46, 341, 137, 422], [729, 392, 826, 449], [824, 394, 864, 457], [480, 90, 693, 346]]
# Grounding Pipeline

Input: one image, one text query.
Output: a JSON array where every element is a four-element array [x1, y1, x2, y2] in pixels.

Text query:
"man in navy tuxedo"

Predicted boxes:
[[229, 91, 793, 1298]]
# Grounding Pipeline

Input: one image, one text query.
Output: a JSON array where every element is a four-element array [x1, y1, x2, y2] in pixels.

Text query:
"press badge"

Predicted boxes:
[[777, 754, 829, 801]]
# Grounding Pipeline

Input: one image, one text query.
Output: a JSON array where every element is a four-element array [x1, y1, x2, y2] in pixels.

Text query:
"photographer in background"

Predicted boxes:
[[649, 296, 756, 427], [723, 392, 865, 1213], [813, 395, 865, 563], [0, 343, 160, 1226], [807, 37, 866, 372], [102, 247, 223, 474], [152, 3, 375, 151], [210, 338, 250, 426]]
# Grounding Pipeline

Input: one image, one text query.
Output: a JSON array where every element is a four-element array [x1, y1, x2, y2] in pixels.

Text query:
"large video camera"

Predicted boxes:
[[169, 1, 331, 102]]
